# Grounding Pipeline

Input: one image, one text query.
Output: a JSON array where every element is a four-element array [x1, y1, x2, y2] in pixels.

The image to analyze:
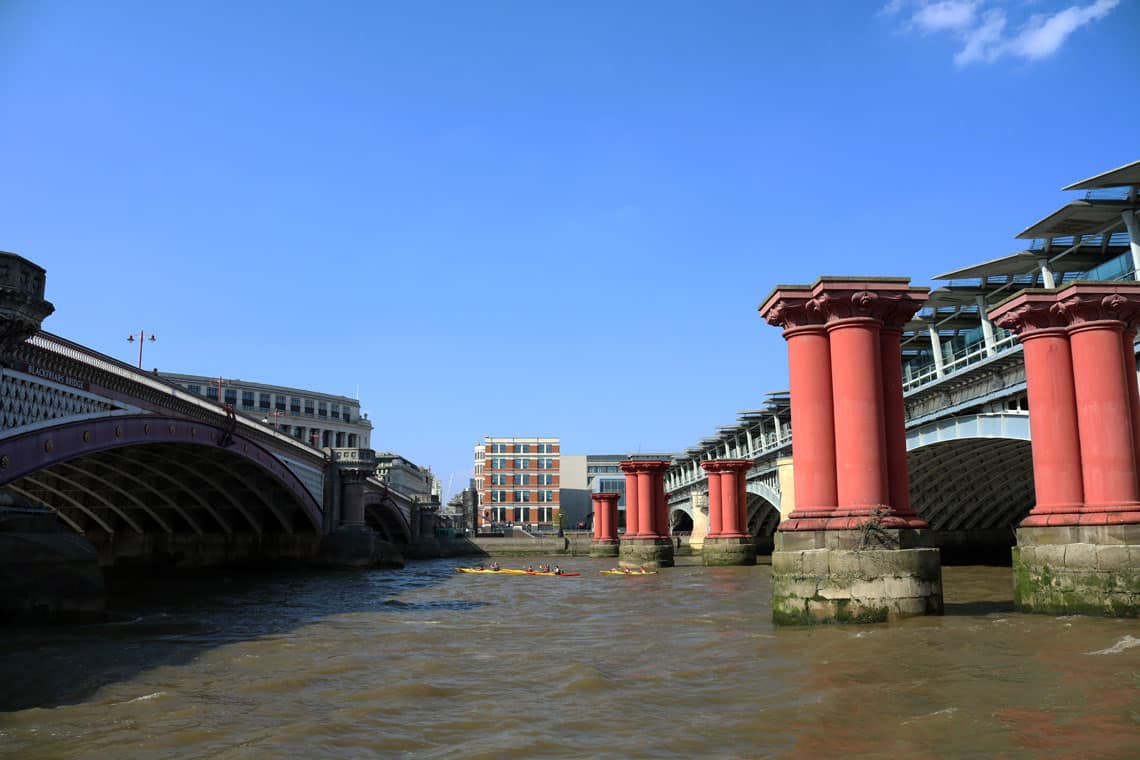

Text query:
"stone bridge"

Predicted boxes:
[[1, 252, 425, 580]]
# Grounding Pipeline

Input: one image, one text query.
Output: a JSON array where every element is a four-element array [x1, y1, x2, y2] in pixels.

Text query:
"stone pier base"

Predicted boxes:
[[619, 537, 675, 569], [589, 539, 620, 558], [1013, 524, 1140, 617], [771, 529, 943, 625], [319, 528, 405, 569], [702, 536, 757, 566]]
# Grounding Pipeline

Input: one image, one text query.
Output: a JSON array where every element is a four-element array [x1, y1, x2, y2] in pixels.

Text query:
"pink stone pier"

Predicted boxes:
[[589, 492, 621, 558], [618, 458, 674, 568]]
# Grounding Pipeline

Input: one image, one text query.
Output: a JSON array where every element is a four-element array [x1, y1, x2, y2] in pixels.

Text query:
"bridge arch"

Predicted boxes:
[[363, 489, 413, 545], [0, 415, 324, 538], [745, 481, 782, 542], [906, 413, 1034, 533]]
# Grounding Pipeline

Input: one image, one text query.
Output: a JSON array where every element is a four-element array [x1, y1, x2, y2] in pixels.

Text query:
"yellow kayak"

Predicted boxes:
[[455, 567, 580, 576], [600, 569, 658, 575], [455, 567, 528, 574]]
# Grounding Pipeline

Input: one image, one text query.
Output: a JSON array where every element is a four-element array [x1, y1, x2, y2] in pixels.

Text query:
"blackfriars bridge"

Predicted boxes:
[[1, 258, 437, 602], [5, 159, 1140, 622]]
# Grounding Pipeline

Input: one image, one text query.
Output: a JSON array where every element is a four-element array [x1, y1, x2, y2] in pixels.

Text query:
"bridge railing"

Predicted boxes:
[[902, 332, 1020, 393], [25, 332, 320, 457], [668, 427, 792, 493]]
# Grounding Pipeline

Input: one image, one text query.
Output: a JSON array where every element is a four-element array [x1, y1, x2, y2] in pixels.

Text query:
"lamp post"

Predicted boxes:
[[262, 408, 283, 432], [126, 330, 156, 369]]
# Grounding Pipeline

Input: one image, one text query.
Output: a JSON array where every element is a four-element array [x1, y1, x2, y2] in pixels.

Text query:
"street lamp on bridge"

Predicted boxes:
[[262, 408, 284, 432], [126, 330, 156, 369]]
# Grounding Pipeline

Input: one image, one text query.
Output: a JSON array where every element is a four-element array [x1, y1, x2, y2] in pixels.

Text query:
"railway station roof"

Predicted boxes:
[[1017, 199, 1137, 240], [1061, 159, 1140, 191]]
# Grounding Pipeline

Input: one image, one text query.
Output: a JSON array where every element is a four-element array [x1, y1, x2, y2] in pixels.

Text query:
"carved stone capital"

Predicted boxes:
[[758, 287, 824, 330], [1053, 291, 1140, 329]]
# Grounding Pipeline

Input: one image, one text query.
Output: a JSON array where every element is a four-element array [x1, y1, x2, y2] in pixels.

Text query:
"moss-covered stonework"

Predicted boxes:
[[619, 537, 675, 569], [702, 536, 757, 566], [771, 533, 943, 625], [1012, 526, 1140, 618], [589, 540, 620, 558]]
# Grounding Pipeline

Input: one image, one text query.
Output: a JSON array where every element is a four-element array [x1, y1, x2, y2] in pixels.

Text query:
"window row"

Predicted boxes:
[[485, 458, 558, 470], [488, 507, 555, 523], [488, 490, 558, 503], [488, 473, 556, 486], [488, 443, 557, 454], [183, 385, 355, 421]]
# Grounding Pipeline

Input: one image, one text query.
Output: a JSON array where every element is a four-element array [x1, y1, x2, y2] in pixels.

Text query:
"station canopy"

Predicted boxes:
[[900, 160, 1140, 364]]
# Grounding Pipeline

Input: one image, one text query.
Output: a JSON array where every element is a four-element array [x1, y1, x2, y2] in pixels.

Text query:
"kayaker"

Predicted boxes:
[[526, 565, 534, 572], [553, 565, 562, 575], [475, 562, 485, 570], [491, 561, 501, 571]]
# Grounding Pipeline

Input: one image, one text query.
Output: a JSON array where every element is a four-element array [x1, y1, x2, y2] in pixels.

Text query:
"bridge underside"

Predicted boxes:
[[1, 435, 327, 568], [909, 438, 1034, 562]]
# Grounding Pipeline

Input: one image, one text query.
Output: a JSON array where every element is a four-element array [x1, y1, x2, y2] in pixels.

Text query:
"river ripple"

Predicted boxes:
[[1, 559, 1137, 758]]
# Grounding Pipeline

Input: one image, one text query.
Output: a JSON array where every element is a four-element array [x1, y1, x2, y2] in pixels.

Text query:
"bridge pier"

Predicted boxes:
[[992, 283, 1140, 617], [320, 451, 404, 569], [701, 460, 756, 566], [589, 492, 620, 558], [760, 278, 943, 624], [618, 459, 674, 568]]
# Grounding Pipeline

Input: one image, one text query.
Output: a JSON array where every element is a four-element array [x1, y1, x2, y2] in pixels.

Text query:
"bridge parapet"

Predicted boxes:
[[0, 252, 54, 356]]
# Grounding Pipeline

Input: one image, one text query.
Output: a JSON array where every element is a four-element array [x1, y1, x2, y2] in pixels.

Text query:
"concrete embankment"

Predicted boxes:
[[410, 535, 693, 559]]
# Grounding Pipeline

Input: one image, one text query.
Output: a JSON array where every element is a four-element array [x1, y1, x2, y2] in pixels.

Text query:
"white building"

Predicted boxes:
[[160, 372, 372, 449]]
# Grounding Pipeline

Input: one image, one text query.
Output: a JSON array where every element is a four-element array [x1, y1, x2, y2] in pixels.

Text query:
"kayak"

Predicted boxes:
[[455, 567, 579, 576], [600, 570, 658, 575], [455, 567, 528, 574]]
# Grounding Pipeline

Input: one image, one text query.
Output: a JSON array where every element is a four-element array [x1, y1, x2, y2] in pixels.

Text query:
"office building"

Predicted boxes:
[[160, 372, 372, 449], [473, 436, 560, 530]]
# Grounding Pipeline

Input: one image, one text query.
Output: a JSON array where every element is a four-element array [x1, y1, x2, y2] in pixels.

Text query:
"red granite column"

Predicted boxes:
[[718, 460, 751, 538], [1063, 295, 1140, 513], [591, 493, 619, 542], [879, 301, 927, 524], [1123, 327, 1140, 490], [636, 466, 657, 538], [828, 313, 889, 514], [652, 464, 669, 536], [991, 290, 1096, 525], [620, 461, 640, 537], [702, 461, 723, 537], [759, 287, 837, 529]]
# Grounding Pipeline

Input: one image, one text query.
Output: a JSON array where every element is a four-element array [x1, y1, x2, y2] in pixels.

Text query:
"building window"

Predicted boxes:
[[187, 384, 201, 395], [538, 507, 552, 522], [516, 473, 530, 486], [348, 433, 357, 447], [514, 490, 530, 502], [259, 393, 271, 410], [275, 396, 286, 411], [318, 402, 328, 417], [492, 507, 506, 522], [515, 458, 529, 469], [206, 386, 219, 400], [322, 430, 331, 447], [515, 507, 530, 523], [290, 398, 301, 414], [538, 473, 553, 485], [516, 443, 528, 453], [331, 404, 340, 420], [304, 399, 314, 416], [241, 390, 254, 408], [538, 490, 555, 502]]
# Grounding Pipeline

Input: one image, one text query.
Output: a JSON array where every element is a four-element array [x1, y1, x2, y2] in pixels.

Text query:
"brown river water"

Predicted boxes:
[[1, 558, 1137, 759]]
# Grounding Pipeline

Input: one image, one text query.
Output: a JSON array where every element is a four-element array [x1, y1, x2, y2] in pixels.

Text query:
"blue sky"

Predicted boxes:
[[2, 0, 1137, 497]]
